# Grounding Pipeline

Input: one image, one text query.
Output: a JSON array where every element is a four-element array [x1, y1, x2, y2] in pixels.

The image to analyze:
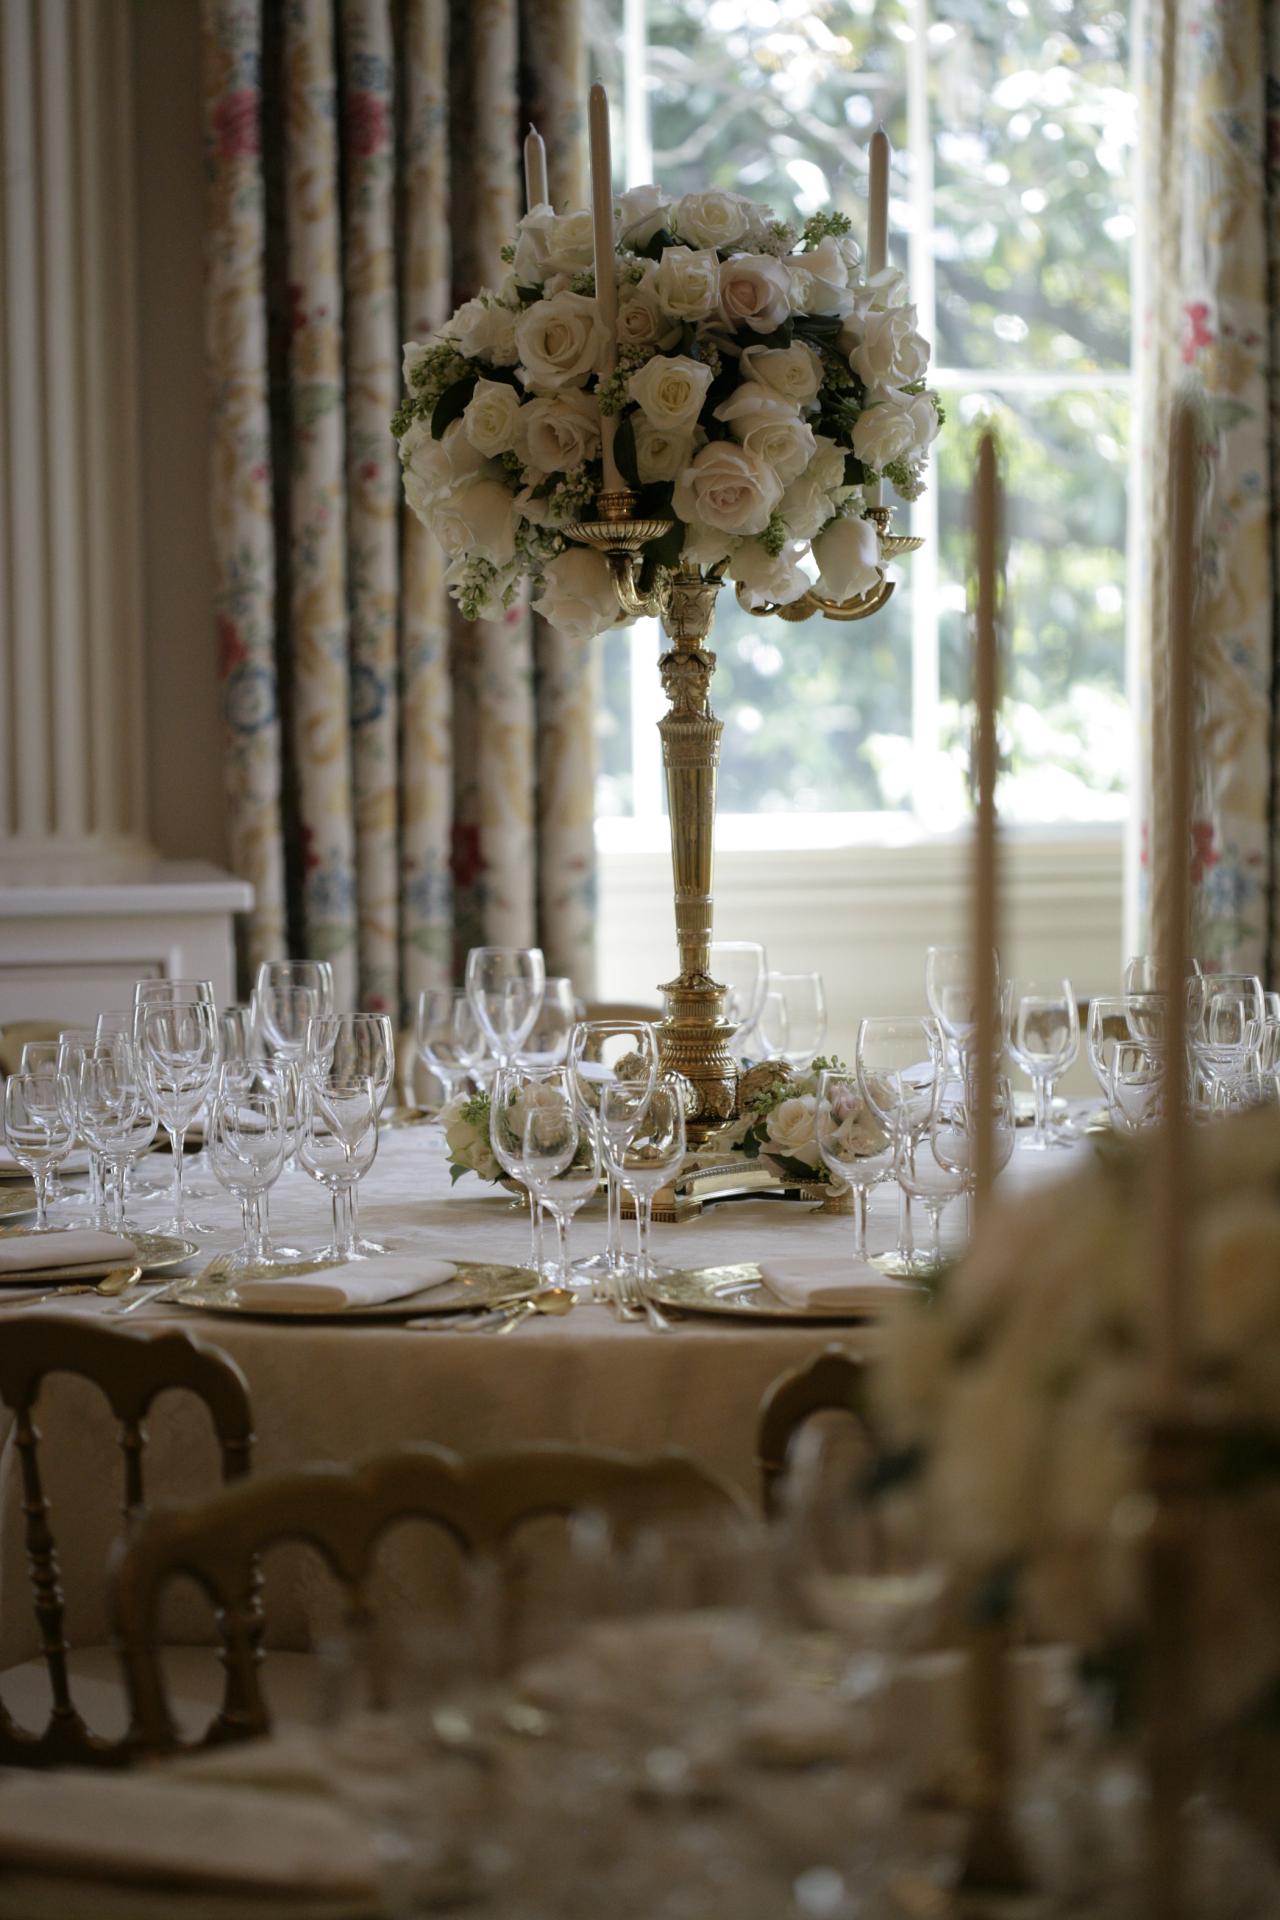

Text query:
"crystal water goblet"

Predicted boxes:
[[896, 1098, 966, 1273], [601, 1077, 686, 1286], [209, 1073, 288, 1269], [1109, 1041, 1163, 1133], [94, 1014, 167, 1199], [305, 1013, 395, 1253], [220, 1005, 258, 1065], [930, 1071, 1015, 1240], [567, 1018, 658, 1286], [57, 1028, 112, 1225], [20, 1042, 85, 1212], [136, 1000, 220, 1235], [464, 947, 545, 1070], [4, 1072, 75, 1231], [252, 980, 319, 1175], [758, 971, 827, 1070], [1087, 995, 1131, 1126], [519, 1089, 601, 1291], [255, 958, 335, 1017], [78, 1044, 158, 1234], [517, 976, 578, 1071], [815, 1069, 893, 1264], [709, 940, 768, 1061], [297, 1076, 379, 1264], [855, 1016, 944, 1276], [413, 988, 473, 1108], [1187, 973, 1265, 1113], [1006, 978, 1079, 1150], [925, 943, 1000, 1070], [489, 1066, 559, 1272], [134, 979, 219, 1192]]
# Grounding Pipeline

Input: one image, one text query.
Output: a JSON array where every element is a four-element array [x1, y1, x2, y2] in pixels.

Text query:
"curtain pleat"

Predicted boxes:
[[205, 0, 591, 1013]]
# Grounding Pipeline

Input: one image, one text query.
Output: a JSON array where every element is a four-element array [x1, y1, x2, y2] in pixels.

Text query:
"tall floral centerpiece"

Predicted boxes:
[[394, 94, 938, 1137]]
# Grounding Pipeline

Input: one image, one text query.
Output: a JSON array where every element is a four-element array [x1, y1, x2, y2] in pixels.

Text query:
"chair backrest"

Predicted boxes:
[[113, 1441, 749, 1755], [756, 1344, 878, 1518], [0, 1317, 255, 1767]]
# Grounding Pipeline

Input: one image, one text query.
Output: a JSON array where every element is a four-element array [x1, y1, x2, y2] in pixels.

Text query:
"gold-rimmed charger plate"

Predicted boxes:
[[0, 1227, 198, 1284], [171, 1261, 539, 1321], [380, 1105, 437, 1131], [0, 1184, 40, 1220], [646, 1264, 897, 1323]]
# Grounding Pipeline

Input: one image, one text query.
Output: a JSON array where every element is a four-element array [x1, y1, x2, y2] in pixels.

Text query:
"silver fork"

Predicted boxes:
[[114, 1253, 226, 1316]]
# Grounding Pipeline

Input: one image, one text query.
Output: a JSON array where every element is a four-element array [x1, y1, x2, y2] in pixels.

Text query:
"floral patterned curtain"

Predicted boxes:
[[1137, 0, 1280, 977], [202, 0, 593, 1014]]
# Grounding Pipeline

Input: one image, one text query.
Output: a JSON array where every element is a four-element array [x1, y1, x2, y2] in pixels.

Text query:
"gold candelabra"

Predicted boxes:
[[565, 489, 919, 1143]]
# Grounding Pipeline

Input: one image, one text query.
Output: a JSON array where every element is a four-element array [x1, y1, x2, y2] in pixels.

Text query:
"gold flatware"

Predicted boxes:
[[496, 1285, 576, 1335], [0, 1265, 144, 1306]]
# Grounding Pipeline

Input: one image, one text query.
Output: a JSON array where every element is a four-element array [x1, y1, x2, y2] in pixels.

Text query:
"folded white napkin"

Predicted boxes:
[[228, 1259, 456, 1313], [0, 1230, 137, 1279], [757, 1255, 907, 1314]]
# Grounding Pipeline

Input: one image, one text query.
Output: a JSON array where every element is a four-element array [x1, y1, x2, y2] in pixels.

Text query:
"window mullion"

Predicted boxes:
[[907, 0, 939, 825]]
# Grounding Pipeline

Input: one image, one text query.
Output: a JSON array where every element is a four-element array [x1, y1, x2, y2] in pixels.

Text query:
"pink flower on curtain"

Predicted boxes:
[[216, 613, 248, 679], [213, 88, 260, 160], [345, 91, 389, 158], [451, 821, 485, 890], [1181, 301, 1214, 365], [1189, 819, 1220, 888]]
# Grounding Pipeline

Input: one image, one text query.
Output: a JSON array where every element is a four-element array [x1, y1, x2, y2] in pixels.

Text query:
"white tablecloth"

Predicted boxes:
[[0, 1121, 1089, 1665]]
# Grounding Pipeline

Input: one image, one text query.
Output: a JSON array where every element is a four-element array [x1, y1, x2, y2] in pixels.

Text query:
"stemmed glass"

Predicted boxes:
[[78, 1044, 158, 1234], [255, 958, 335, 1016], [709, 941, 768, 1062], [209, 1072, 288, 1270], [567, 1019, 659, 1285], [58, 1029, 112, 1226], [758, 971, 827, 1070], [1005, 978, 1079, 1150], [925, 944, 1000, 1069], [930, 1071, 1015, 1241], [464, 947, 546, 1070], [517, 976, 579, 1071], [600, 1077, 686, 1288], [855, 1016, 943, 1276], [1109, 1041, 1164, 1133], [519, 1089, 601, 1291], [1086, 996, 1131, 1127], [136, 1000, 220, 1235], [815, 1070, 894, 1265], [414, 989, 482, 1109], [1187, 973, 1265, 1113], [305, 1013, 395, 1254], [489, 1067, 559, 1272], [220, 1005, 258, 1066], [133, 980, 219, 1190], [20, 1042, 85, 1212], [3, 1072, 76, 1231], [297, 1076, 380, 1264], [95, 1013, 166, 1199]]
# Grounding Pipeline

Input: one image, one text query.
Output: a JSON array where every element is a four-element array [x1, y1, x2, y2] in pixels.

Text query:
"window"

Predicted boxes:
[[590, 0, 1134, 848]]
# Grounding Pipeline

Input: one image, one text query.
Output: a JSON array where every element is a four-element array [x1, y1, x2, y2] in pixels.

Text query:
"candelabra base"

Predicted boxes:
[[657, 972, 738, 1145]]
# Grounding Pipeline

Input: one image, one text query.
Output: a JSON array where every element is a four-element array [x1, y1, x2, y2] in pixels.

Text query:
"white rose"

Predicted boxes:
[[713, 382, 816, 485], [449, 294, 519, 365], [778, 468, 835, 540], [523, 389, 601, 474], [792, 235, 853, 317], [634, 418, 697, 484], [616, 280, 682, 352], [809, 434, 847, 495], [616, 184, 672, 249], [718, 253, 794, 334], [852, 391, 939, 471], [428, 476, 516, 566], [540, 209, 597, 276], [673, 441, 783, 537], [729, 539, 809, 610], [462, 377, 527, 459], [765, 1095, 822, 1170], [812, 514, 882, 602], [400, 418, 488, 515], [680, 517, 735, 569], [533, 547, 621, 641], [402, 339, 434, 388], [655, 247, 721, 321], [848, 304, 931, 390], [442, 1098, 502, 1181], [838, 266, 910, 353], [672, 189, 752, 252], [739, 342, 824, 409], [512, 205, 557, 284], [515, 291, 608, 393], [627, 353, 713, 432]]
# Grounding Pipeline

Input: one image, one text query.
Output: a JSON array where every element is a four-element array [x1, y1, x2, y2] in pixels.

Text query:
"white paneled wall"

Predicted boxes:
[[0, 0, 145, 855]]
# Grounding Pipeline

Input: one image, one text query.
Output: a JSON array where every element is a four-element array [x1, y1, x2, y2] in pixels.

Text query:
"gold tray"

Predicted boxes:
[[0, 1227, 198, 1282], [171, 1261, 539, 1321], [647, 1263, 899, 1323]]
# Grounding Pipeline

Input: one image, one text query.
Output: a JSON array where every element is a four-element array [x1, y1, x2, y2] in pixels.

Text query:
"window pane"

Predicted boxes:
[[931, 0, 1133, 373], [937, 387, 1130, 822]]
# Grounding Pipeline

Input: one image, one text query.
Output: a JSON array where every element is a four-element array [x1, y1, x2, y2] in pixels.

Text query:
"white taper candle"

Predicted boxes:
[[865, 128, 891, 508], [524, 123, 549, 212], [588, 81, 624, 496], [972, 430, 1001, 1218]]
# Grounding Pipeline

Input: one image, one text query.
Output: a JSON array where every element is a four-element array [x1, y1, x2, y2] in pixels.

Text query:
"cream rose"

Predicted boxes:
[[672, 189, 752, 252], [511, 206, 596, 284], [523, 389, 601, 474], [712, 382, 816, 485], [729, 539, 809, 610], [634, 418, 697, 484], [442, 1097, 502, 1182], [461, 377, 527, 459], [515, 291, 609, 393], [789, 235, 853, 316], [655, 246, 721, 321], [764, 1096, 822, 1170], [808, 434, 847, 495], [838, 266, 911, 353], [532, 547, 621, 641], [429, 476, 516, 566], [627, 353, 713, 433], [400, 419, 488, 521], [717, 253, 793, 334], [852, 392, 939, 471], [680, 517, 734, 569], [848, 304, 931, 390], [778, 468, 835, 540], [673, 441, 783, 537], [616, 280, 682, 352], [738, 342, 824, 409], [812, 514, 882, 602], [616, 183, 672, 249], [449, 295, 519, 365]]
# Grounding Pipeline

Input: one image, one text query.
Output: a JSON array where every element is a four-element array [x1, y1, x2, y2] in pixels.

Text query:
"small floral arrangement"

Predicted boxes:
[[442, 1091, 502, 1185], [717, 1057, 889, 1187], [874, 1106, 1280, 1729], [393, 188, 941, 638]]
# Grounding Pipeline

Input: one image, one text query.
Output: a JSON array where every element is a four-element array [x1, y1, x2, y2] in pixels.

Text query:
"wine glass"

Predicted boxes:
[[414, 989, 476, 1109], [1109, 1041, 1163, 1133], [519, 1088, 601, 1291], [930, 1071, 1015, 1240], [709, 941, 768, 1061], [297, 1076, 380, 1263], [1005, 978, 1079, 1150], [600, 1077, 686, 1289], [3, 1072, 76, 1231], [758, 971, 827, 1070], [78, 1044, 158, 1234], [895, 1084, 966, 1273], [464, 947, 545, 1070], [255, 958, 335, 1017], [490, 1067, 561, 1272], [855, 1016, 944, 1276], [1086, 996, 1131, 1125], [134, 979, 219, 1192], [815, 1069, 893, 1264], [925, 944, 1000, 1068], [220, 1005, 258, 1066], [56, 1029, 109, 1224], [209, 1072, 288, 1269], [1187, 973, 1265, 1113], [305, 1013, 396, 1253], [136, 1000, 220, 1235], [20, 1042, 87, 1212], [567, 1019, 659, 1285], [517, 976, 578, 1071]]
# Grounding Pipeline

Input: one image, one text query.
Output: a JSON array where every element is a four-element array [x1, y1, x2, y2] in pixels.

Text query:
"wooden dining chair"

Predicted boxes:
[[0, 1317, 255, 1767], [756, 1344, 880, 1519], [112, 1441, 749, 1756]]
